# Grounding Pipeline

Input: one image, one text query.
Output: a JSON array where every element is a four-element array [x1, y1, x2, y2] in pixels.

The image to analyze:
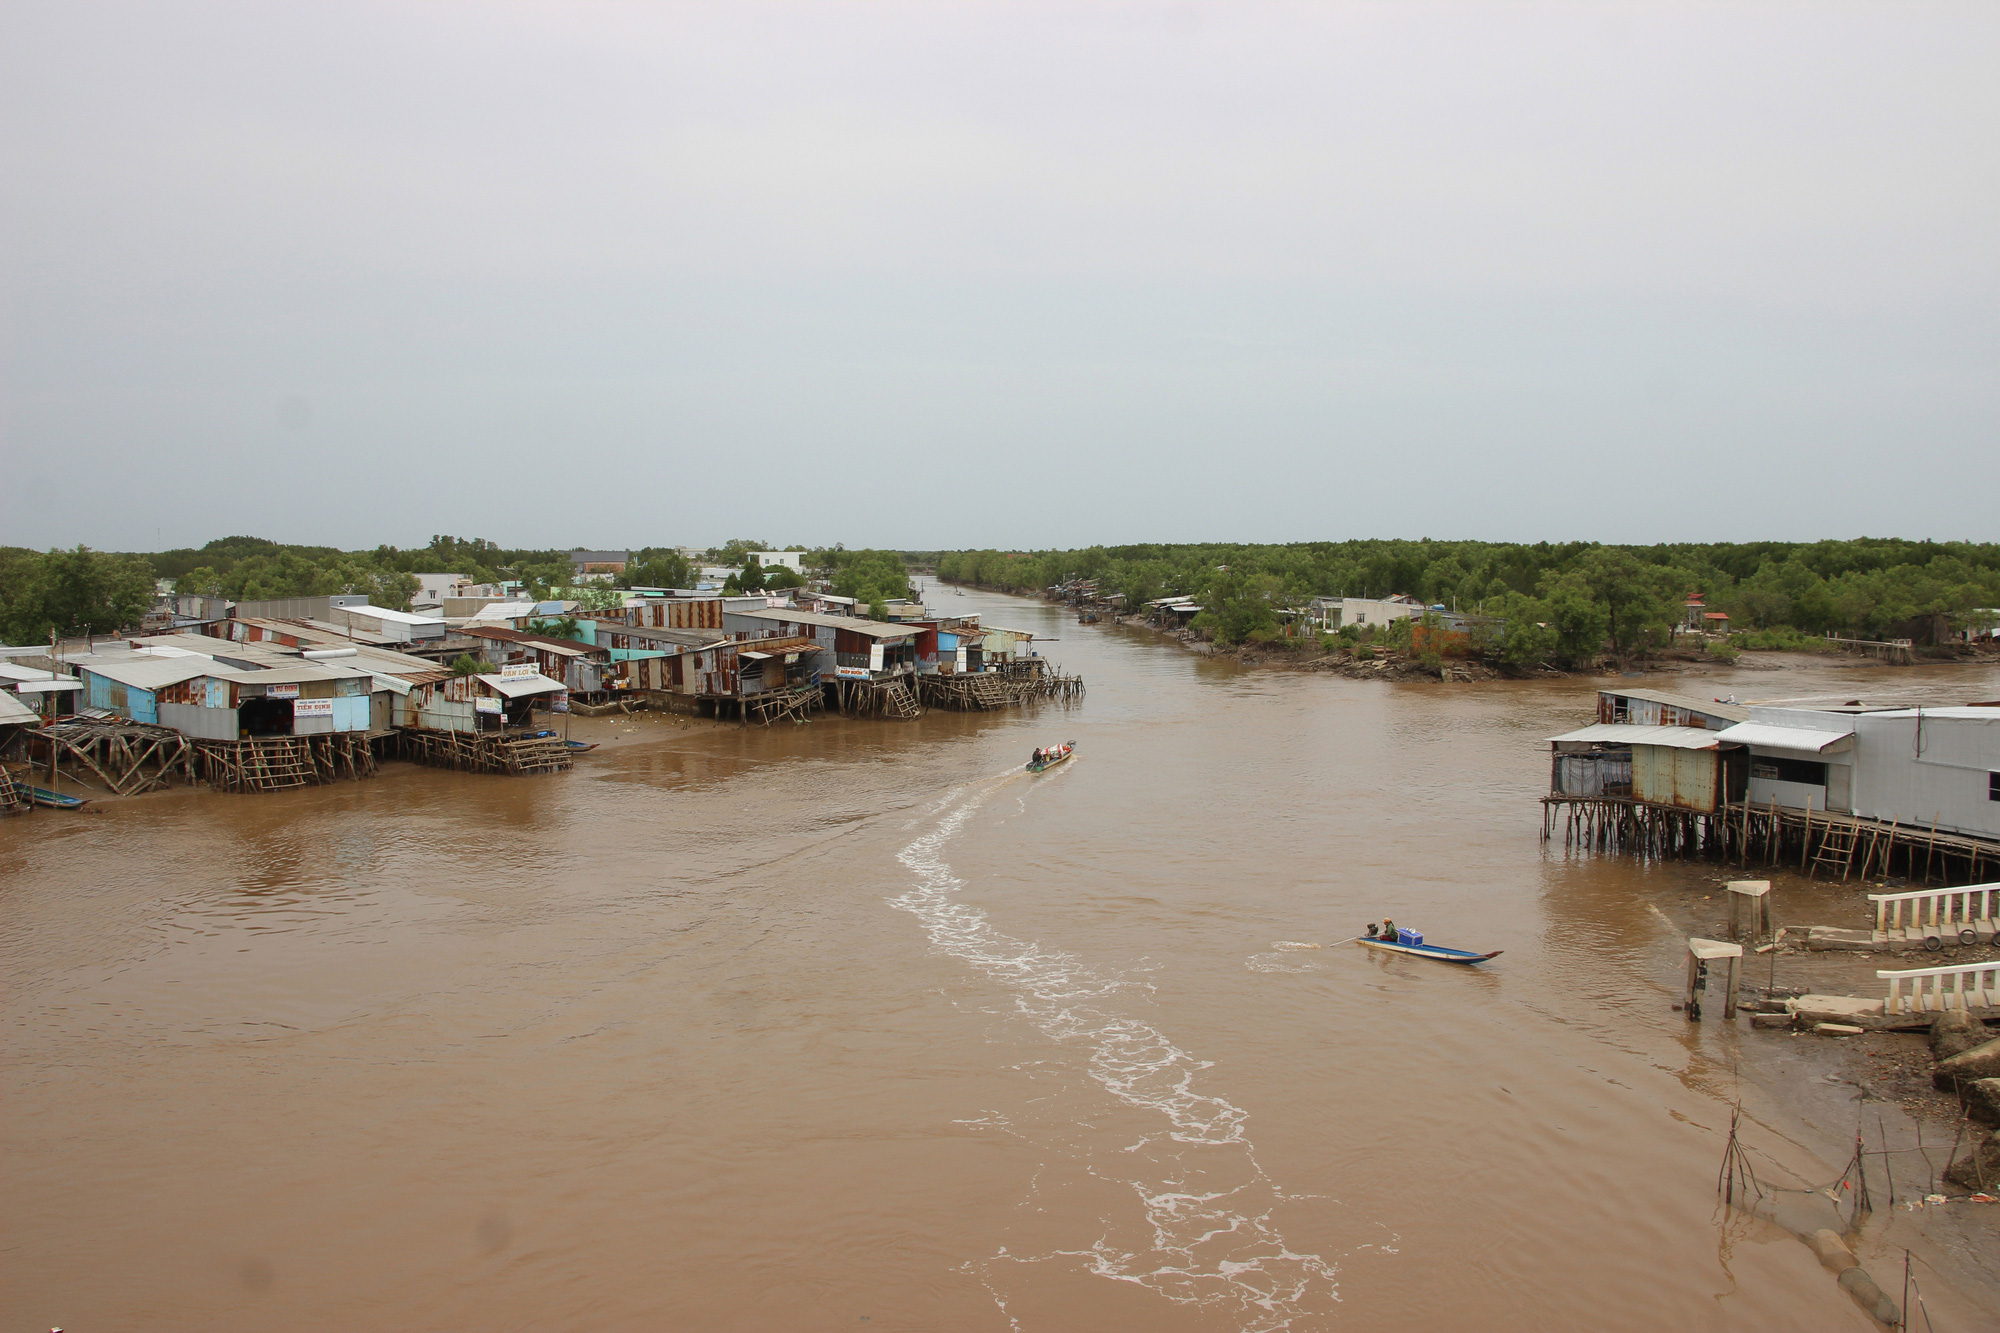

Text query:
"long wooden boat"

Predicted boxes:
[[563, 740, 599, 752], [27, 785, 90, 810], [1026, 741, 1075, 773], [1356, 938, 1500, 965]]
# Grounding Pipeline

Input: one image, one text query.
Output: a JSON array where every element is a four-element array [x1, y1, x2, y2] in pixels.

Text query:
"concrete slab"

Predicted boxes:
[[1806, 926, 1882, 953]]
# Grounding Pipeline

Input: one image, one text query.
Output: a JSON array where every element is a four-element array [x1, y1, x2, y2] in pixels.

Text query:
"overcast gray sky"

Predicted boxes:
[[3, 1, 1994, 553]]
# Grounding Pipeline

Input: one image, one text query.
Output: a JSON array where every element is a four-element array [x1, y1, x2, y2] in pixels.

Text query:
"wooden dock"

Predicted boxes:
[[397, 728, 572, 776], [194, 733, 380, 793]]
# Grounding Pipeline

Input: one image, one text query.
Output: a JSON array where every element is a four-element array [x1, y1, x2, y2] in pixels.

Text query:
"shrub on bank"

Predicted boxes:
[[1734, 627, 1835, 652]]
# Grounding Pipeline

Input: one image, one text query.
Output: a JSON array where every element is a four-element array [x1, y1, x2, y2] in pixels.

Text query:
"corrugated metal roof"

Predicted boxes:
[[609, 625, 728, 649], [0, 691, 38, 724], [731, 609, 917, 639], [1549, 723, 1722, 749], [0, 662, 59, 682], [209, 662, 374, 685], [1712, 721, 1855, 752], [1598, 687, 1749, 723], [75, 658, 212, 690], [336, 604, 446, 626], [475, 672, 566, 698], [1858, 707, 2000, 721]]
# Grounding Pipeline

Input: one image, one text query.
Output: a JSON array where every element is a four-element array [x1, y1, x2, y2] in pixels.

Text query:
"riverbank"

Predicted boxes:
[[1642, 862, 2000, 1321], [1109, 611, 1998, 685]]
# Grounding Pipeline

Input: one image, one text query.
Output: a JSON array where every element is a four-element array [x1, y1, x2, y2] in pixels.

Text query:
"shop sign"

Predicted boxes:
[[551, 690, 569, 713], [266, 682, 301, 699], [500, 662, 539, 679], [475, 696, 504, 714], [835, 665, 870, 680], [292, 698, 334, 718]]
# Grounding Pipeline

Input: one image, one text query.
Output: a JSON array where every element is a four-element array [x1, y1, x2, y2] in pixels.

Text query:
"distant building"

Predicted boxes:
[[749, 551, 807, 573], [1301, 595, 1426, 632], [569, 550, 630, 577], [409, 573, 504, 612]]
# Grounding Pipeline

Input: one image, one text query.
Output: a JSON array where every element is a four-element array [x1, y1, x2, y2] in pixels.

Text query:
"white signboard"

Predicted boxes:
[[292, 698, 334, 719], [550, 690, 569, 714], [500, 662, 539, 679], [835, 665, 870, 681], [475, 695, 504, 714], [266, 682, 301, 699]]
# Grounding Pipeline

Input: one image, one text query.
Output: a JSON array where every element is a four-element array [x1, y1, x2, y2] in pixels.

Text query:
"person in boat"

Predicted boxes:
[[1032, 748, 1044, 765], [1379, 917, 1397, 942]]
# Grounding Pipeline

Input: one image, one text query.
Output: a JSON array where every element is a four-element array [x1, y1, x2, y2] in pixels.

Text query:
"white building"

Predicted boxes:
[[410, 572, 503, 606], [749, 551, 807, 573], [1715, 705, 2000, 838], [1302, 595, 1428, 632], [324, 603, 447, 645]]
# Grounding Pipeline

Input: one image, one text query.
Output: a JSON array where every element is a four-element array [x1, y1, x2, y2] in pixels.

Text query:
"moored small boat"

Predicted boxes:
[[1355, 936, 1500, 965], [27, 785, 90, 810], [1026, 741, 1075, 773], [564, 740, 599, 752]]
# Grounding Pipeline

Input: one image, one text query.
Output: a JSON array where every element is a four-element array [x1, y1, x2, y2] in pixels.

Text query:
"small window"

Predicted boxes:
[[1990, 772, 2000, 802], [1752, 756, 1828, 786]]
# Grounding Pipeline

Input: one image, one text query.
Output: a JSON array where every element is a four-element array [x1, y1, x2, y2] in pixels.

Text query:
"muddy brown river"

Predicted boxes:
[[7, 589, 1999, 1330]]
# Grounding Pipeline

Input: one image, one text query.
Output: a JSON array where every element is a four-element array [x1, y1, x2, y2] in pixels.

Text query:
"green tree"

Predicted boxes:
[[2, 546, 158, 641], [1192, 572, 1281, 645], [618, 550, 693, 590], [760, 566, 803, 589], [1543, 581, 1610, 661]]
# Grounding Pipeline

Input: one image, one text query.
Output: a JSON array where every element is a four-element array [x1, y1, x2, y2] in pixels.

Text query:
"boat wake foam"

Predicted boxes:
[[891, 778, 1338, 1330]]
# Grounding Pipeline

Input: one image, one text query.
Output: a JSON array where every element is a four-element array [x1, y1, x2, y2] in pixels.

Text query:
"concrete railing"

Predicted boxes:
[[1868, 882, 1999, 943], [1878, 960, 2000, 1015]]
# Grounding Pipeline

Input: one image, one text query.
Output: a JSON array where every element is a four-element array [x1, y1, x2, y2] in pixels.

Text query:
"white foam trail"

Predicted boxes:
[[891, 778, 1338, 1329]]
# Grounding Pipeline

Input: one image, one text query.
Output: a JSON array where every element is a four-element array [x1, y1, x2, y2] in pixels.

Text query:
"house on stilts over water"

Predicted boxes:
[[1545, 686, 2000, 884]]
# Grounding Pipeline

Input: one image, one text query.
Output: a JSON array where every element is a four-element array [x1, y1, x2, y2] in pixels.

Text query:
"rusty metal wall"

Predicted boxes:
[[667, 599, 723, 630], [1632, 745, 1719, 812]]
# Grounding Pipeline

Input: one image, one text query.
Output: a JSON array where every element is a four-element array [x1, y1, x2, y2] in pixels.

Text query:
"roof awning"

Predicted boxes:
[[1548, 723, 1723, 750], [370, 674, 414, 696], [1712, 721, 1855, 753], [475, 672, 566, 698], [9, 678, 84, 692]]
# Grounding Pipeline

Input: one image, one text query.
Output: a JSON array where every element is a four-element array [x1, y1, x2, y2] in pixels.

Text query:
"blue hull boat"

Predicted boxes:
[[1357, 938, 1500, 965], [28, 785, 90, 810]]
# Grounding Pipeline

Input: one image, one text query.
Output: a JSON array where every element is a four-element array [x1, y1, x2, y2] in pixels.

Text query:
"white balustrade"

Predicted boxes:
[[1869, 882, 1999, 943], [1879, 961, 2000, 1015]]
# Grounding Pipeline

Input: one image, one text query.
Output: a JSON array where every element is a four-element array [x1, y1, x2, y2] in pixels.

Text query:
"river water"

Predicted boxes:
[[7, 589, 1999, 1331]]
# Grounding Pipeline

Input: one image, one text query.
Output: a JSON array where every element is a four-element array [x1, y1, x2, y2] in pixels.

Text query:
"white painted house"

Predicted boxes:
[[1715, 705, 2000, 838]]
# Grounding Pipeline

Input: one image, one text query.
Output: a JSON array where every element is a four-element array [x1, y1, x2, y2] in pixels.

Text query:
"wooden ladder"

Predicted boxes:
[[1809, 816, 1862, 880], [883, 679, 923, 719]]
